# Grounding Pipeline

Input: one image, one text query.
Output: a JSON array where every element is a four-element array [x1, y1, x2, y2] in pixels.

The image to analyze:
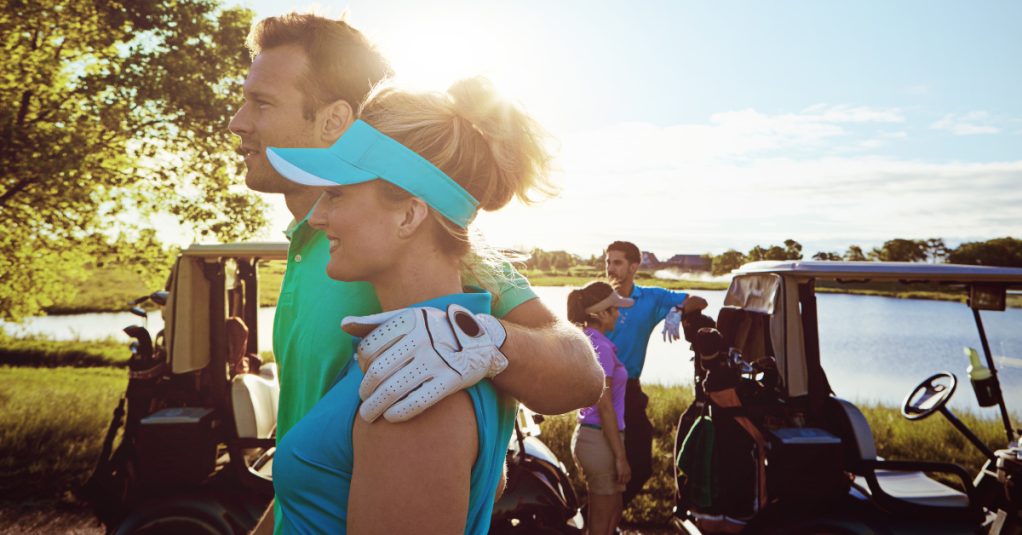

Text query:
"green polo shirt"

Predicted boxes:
[[273, 214, 536, 430]]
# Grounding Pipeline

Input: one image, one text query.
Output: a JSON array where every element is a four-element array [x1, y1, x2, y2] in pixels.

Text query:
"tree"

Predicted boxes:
[[812, 252, 842, 261], [844, 245, 867, 261], [873, 239, 928, 262], [784, 239, 804, 260], [763, 246, 789, 261], [747, 245, 766, 262], [925, 238, 948, 263], [712, 249, 746, 276], [948, 237, 1022, 268], [1, 0, 268, 321], [749, 239, 803, 262]]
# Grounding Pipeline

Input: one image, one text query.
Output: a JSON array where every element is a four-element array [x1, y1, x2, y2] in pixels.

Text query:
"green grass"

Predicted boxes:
[[39, 260, 289, 314], [258, 260, 287, 307], [0, 366, 1014, 517], [0, 366, 127, 502], [43, 265, 156, 315], [525, 274, 730, 291], [31, 262, 1022, 314], [538, 384, 1015, 525], [0, 338, 131, 368]]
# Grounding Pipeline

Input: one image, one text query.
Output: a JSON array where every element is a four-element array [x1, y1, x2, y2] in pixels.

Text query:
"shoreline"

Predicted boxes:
[[32, 275, 1020, 316]]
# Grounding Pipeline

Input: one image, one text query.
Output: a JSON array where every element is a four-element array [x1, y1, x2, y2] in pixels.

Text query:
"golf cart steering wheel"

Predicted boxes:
[[901, 372, 956, 421]]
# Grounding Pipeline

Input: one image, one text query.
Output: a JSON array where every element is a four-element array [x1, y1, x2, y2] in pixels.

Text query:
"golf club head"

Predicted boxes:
[[129, 307, 147, 319], [128, 295, 150, 306], [150, 291, 168, 306]]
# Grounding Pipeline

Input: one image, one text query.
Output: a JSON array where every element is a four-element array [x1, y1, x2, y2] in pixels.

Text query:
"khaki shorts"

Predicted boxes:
[[571, 425, 626, 495]]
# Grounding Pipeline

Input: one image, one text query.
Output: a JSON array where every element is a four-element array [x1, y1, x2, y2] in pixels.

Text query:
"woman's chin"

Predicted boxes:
[[325, 264, 370, 284]]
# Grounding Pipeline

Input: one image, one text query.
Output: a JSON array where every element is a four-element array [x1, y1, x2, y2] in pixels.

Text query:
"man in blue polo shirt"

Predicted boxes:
[[603, 240, 707, 506]]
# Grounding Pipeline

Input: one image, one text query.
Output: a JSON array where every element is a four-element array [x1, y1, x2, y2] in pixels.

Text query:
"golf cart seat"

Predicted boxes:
[[826, 398, 983, 522], [232, 364, 279, 439]]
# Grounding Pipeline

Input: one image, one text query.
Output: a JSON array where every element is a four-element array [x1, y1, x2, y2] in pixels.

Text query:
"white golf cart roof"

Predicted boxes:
[[182, 242, 290, 260], [718, 260, 1022, 402], [735, 261, 1022, 288]]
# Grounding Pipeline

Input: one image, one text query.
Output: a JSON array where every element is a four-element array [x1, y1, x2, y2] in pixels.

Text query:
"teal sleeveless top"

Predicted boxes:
[[273, 289, 518, 534]]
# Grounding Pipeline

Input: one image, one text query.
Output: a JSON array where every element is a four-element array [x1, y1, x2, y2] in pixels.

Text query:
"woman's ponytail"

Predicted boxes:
[[567, 289, 588, 326], [566, 281, 616, 328]]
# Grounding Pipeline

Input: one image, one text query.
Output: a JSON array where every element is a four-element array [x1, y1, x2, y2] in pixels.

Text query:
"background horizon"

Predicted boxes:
[[211, 0, 1022, 261]]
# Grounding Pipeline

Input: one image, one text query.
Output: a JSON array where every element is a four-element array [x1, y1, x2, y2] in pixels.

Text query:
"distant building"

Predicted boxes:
[[636, 253, 712, 272], [640, 252, 660, 270], [664, 254, 711, 273]]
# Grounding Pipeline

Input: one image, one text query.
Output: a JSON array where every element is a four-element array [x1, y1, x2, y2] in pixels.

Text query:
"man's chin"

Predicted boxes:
[[244, 171, 290, 195]]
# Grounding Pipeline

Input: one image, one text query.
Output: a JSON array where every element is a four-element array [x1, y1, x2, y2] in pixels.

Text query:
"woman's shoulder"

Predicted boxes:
[[584, 328, 616, 351]]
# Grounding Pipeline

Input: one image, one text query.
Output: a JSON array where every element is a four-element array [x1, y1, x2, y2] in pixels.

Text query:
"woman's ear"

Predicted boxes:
[[397, 198, 431, 238], [320, 99, 355, 144]]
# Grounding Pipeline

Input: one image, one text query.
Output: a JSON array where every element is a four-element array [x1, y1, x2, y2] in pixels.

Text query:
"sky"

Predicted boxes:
[[221, 0, 1021, 260]]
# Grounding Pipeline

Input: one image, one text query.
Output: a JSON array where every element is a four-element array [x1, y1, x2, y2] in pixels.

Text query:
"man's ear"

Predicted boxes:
[[320, 99, 355, 144], [397, 198, 431, 239], [628, 262, 640, 278]]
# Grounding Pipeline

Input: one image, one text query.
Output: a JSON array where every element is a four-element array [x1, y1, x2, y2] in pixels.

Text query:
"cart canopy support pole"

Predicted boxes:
[[972, 309, 1016, 446]]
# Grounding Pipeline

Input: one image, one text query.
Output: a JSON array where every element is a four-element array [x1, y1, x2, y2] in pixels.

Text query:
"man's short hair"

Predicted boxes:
[[246, 11, 394, 121], [606, 241, 641, 265]]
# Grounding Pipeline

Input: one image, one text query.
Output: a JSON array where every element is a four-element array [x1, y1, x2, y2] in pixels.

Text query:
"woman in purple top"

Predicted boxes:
[[567, 281, 634, 535]]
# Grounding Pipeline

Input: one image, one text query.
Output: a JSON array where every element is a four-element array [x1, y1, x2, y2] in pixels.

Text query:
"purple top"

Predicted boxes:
[[578, 328, 627, 430]]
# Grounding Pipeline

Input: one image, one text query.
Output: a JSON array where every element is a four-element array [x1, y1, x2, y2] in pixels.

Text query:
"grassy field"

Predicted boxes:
[[0, 356, 1014, 524], [42, 265, 156, 315], [0, 367, 127, 502], [32, 260, 1021, 314], [0, 338, 130, 368]]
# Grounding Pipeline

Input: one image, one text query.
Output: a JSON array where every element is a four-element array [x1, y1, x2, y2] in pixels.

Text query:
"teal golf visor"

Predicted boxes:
[[265, 120, 480, 228]]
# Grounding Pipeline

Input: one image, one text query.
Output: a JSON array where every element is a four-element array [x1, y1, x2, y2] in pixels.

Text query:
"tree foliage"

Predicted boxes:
[[948, 237, 1022, 268], [712, 249, 746, 276], [844, 245, 866, 261], [522, 249, 583, 272], [1, 0, 268, 320], [866, 239, 928, 262], [747, 239, 803, 262]]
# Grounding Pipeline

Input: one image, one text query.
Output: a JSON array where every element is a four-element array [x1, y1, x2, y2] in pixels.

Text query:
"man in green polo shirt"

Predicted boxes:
[[229, 12, 604, 534]]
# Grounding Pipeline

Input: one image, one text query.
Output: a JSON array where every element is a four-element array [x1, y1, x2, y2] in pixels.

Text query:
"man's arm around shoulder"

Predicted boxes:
[[494, 297, 604, 414]]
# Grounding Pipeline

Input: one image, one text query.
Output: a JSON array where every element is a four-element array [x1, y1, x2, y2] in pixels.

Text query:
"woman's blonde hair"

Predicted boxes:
[[359, 76, 558, 258]]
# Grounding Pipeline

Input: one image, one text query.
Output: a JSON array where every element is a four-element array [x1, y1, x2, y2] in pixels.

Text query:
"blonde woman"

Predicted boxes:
[[265, 77, 559, 535], [568, 281, 634, 535]]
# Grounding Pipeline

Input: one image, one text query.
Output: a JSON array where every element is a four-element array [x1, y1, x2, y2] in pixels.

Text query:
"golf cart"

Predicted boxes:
[[84, 241, 585, 534], [84, 242, 287, 534], [672, 261, 1022, 535]]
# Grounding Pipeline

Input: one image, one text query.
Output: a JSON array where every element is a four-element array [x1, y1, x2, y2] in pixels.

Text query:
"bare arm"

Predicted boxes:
[[348, 391, 477, 534], [682, 295, 708, 314], [495, 298, 604, 415], [250, 501, 273, 535], [595, 377, 630, 485]]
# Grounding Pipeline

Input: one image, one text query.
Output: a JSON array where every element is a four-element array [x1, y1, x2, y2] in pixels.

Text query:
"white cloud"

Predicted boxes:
[[931, 111, 1001, 135], [474, 112, 1022, 259], [801, 104, 905, 123]]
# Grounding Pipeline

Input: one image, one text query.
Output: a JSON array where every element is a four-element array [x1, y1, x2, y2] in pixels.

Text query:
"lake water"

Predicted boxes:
[[4, 287, 1020, 416]]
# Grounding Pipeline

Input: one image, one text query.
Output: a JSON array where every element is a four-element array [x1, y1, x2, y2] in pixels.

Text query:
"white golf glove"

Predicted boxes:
[[340, 304, 508, 423], [662, 305, 682, 343]]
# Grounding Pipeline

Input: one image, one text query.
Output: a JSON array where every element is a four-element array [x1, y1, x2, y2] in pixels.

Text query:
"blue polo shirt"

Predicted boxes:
[[605, 285, 688, 379]]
